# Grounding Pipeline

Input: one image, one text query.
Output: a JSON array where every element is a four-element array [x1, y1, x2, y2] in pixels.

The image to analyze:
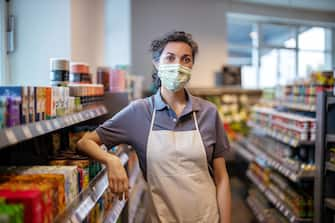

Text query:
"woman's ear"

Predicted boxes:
[[152, 60, 159, 70]]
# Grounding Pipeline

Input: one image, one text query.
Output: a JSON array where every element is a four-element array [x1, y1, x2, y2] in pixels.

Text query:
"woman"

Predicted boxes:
[[77, 31, 231, 223]]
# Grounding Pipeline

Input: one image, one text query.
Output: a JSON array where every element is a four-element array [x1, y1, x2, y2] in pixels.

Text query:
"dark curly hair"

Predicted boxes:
[[149, 31, 199, 90]]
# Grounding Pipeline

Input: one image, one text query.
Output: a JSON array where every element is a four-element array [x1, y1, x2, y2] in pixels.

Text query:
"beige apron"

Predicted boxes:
[[146, 109, 220, 223]]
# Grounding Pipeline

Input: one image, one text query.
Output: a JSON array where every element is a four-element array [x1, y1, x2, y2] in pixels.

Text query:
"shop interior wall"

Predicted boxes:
[[131, 0, 335, 89], [8, 0, 71, 86]]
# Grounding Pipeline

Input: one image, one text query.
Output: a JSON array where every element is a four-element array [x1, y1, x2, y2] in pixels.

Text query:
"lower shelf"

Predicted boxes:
[[247, 170, 312, 223], [54, 152, 129, 223]]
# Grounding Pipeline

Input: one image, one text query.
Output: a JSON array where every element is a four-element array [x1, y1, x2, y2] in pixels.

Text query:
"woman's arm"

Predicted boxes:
[[213, 157, 231, 223], [77, 131, 129, 200]]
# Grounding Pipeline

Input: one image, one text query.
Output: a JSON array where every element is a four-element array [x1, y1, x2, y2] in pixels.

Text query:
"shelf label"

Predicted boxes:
[[35, 123, 44, 134], [53, 120, 61, 129], [75, 197, 95, 221], [45, 122, 52, 131], [78, 113, 84, 121], [4, 129, 18, 144], [21, 126, 33, 139]]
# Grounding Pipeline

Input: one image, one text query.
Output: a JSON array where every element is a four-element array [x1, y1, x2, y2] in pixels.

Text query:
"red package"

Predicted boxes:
[[0, 189, 43, 223]]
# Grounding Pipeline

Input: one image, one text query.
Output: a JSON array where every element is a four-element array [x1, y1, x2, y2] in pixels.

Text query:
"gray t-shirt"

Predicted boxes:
[[96, 90, 230, 180]]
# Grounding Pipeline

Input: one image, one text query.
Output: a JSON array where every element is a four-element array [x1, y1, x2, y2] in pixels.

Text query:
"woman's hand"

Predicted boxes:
[[106, 155, 129, 201]]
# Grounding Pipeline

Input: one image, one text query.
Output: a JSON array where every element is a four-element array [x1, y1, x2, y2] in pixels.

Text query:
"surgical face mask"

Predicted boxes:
[[157, 64, 192, 92]]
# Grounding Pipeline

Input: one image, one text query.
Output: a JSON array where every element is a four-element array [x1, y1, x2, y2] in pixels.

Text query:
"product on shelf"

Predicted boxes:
[[97, 67, 110, 92], [203, 94, 251, 140], [0, 200, 24, 223], [109, 66, 127, 93], [0, 183, 53, 222], [70, 63, 92, 84], [250, 107, 316, 142], [0, 190, 43, 223], [329, 148, 335, 164], [68, 84, 104, 107], [50, 58, 70, 87], [248, 163, 313, 219]]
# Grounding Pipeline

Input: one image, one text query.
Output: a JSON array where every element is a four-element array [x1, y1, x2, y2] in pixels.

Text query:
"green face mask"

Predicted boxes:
[[157, 64, 192, 92]]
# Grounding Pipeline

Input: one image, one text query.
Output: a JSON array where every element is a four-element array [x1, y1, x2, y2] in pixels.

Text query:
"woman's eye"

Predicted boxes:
[[184, 57, 191, 63], [167, 56, 174, 62]]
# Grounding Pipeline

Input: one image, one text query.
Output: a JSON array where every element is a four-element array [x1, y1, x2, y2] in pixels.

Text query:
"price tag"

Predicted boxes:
[[35, 123, 44, 134], [284, 210, 289, 217], [4, 129, 18, 144], [75, 197, 95, 221], [90, 110, 95, 117], [78, 113, 84, 121], [22, 126, 33, 139], [53, 119, 61, 129], [45, 122, 52, 131]]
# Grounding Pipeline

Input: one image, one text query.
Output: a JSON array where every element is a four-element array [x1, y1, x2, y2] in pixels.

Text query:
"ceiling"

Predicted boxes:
[[233, 0, 335, 11]]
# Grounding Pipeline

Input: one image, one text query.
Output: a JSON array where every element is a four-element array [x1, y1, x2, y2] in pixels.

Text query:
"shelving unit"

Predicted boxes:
[[314, 92, 335, 223], [0, 92, 144, 222], [261, 99, 316, 112], [104, 158, 142, 223], [247, 171, 312, 223], [248, 121, 314, 148], [234, 139, 314, 182], [54, 153, 129, 223], [0, 104, 108, 150]]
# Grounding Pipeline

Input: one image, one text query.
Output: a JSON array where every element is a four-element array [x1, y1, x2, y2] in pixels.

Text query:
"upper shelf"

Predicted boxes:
[[248, 121, 314, 148], [188, 87, 262, 96], [0, 105, 108, 150]]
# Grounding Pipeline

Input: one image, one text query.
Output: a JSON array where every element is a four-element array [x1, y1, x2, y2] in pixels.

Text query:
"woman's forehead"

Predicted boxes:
[[162, 42, 192, 55]]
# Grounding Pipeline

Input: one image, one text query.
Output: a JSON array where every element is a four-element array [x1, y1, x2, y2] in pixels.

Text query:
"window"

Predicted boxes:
[[227, 15, 334, 88], [0, 0, 4, 85]]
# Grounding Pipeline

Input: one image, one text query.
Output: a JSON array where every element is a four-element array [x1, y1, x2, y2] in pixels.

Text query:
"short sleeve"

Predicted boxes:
[[95, 102, 135, 148], [213, 110, 230, 159]]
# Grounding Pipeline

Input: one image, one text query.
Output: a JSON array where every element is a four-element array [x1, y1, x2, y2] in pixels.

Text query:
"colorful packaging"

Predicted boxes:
[[0, 183, 53, 223], [0, 173, 66, 216], [0, 190, 43, 223], [45, 87, 53, 120], [0, 203, 24, 223], [28, 87, 35, 123], [21, 87, 29, 124]]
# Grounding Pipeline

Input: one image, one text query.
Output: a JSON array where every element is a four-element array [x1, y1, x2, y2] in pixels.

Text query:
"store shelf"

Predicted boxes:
[[0, 105, 108, 150], [244, 141, 314, 182], [188, 87, 262, 96], [326, 134, 335, 143], [54, 152, 129, 223], [262, 99, 316, 112], [247, 171, 312, 223], [231, 142, 254, 162], [104, 157, 142, 223], [128, 176, 146, 223], [325, 198, 335, 211], [248, 121, 314, 148], [246, 197, 266, 223], [326, 162, 335, 172]]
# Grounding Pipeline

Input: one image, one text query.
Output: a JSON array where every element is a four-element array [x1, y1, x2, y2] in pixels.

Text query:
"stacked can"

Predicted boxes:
[[70, 63, 91, 84], [97, 67, 110, 92], [50, 58, 69, 86], [109, 68, 126, 92]]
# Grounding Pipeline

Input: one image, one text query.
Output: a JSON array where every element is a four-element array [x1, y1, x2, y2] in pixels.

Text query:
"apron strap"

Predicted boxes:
[[150, 109, 156, 132], [192, 112, 199, 131]]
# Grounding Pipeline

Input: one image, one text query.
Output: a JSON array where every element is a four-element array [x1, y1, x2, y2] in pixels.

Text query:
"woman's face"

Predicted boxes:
[[157, 42, 193, 69]]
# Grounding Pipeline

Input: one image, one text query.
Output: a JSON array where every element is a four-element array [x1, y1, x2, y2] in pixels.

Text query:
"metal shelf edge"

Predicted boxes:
[[0, 105, 107, 150], [247, 171, 313, 223], [54, 152, 129, 223]]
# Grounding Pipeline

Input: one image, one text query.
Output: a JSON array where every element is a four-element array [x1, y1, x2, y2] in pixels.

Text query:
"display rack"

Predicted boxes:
[[314, 92, 335, 223], [248, 121, 314, 148], [54, 153, 129, 223], [234, 139, 314, 182], [247, 170, 312, 223], [261, 99, 316, 112], [0, 105, 108, 150], [104, 158, 142, 223]]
